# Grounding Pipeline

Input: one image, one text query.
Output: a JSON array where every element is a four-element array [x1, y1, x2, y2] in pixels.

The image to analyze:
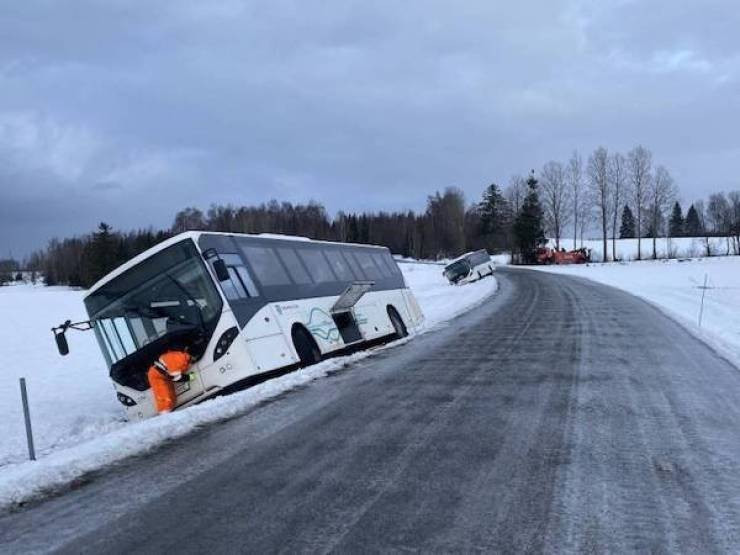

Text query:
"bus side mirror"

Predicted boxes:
[[213, 259, 230, 282], [54, 329, 69, 356]]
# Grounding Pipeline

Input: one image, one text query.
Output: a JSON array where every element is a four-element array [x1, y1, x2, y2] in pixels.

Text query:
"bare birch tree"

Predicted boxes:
[[729, 191, 740, 255], [587, 147, 611, 262], [578, 196, 594, 248], [608, 152, 628, 261], [647, 165, 677, 259], [540, 161, 571, 250], [505, 174, 526, 218], [707, 192, 732, 255], [567, 151, 583, 250], [627, 145, 652, 260], [692, 199, 712, 256]]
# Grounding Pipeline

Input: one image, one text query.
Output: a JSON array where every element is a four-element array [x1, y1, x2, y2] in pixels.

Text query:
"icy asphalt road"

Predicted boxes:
[[3, 269, 740, 553]]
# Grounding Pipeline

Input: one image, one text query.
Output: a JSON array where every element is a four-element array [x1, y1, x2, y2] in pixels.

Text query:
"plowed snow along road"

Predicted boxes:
[[3, 268, 740, 553]]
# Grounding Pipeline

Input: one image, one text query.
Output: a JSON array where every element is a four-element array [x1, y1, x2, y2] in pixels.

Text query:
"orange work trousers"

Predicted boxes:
[[147, 367, 177, 413]]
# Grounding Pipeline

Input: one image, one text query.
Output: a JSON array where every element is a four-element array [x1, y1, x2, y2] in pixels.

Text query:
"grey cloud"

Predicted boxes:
[[91, 181, 123, 191]]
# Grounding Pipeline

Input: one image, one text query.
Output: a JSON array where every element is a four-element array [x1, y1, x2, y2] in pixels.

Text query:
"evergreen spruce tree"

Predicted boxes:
[[619, 204, 636, 238], [513, 172, 546, 264], [685, 204, 702, 237], [668, 201, 684, 237], [478, 183, 510, 250], [82, 222, 118, 287]]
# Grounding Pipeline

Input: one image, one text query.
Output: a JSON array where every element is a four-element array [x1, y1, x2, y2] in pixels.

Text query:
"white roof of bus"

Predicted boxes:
[[446, 251, 476, 265], [85, 231, 390, 297], [256, 233, 312, 241], [444, 249, 490, 268]]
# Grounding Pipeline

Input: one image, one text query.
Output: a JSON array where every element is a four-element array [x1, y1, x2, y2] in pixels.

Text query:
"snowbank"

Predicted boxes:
[[553, 236, 734, 262], [0, 262, 496, 510], [532, 256, 740, 367], [399, 262, 497, 326]]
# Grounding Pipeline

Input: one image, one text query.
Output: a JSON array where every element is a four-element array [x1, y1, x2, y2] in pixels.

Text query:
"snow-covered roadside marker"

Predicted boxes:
[[0, 265, 497, 512]]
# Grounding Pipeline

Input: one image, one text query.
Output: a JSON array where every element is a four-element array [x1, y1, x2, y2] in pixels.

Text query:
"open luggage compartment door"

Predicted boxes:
[[330, 281, 374, 345]]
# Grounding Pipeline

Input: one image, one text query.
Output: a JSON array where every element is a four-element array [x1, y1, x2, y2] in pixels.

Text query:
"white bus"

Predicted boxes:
[[54, 232, 424, 420], [443, 250, 494, 285]]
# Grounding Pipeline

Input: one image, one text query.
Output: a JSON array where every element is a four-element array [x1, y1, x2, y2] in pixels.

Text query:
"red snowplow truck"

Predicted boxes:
[[536, 247, 591, 265]]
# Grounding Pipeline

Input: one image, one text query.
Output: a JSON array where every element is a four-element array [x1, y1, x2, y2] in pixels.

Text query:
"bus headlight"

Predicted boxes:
[[213, 326, 239, 362]]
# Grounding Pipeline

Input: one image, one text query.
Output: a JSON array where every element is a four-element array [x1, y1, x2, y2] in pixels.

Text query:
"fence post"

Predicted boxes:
[[698, 273, 708, 328], [19, 378, 36, 461]]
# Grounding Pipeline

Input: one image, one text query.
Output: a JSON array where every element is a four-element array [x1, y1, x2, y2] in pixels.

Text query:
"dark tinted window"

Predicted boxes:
[[341, 250, 364, 279], [298, 249, 336, 283], [276, 248, 312, 284], [470, 251, 490, 266], [355, 251, 382, 279], [241, 246, 291, 286], [382, 252, 401, 274], [84, 240, 223, 366], [217, 254, 259, 299], [325, 250, 354, 281], [371, 253, 392, 277]]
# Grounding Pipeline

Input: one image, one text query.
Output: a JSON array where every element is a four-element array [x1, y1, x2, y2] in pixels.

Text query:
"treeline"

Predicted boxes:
[[618, 195, 740, 255], [29, 176, 542, 288], [0, 259, 22, 285], [30, 189, 512, 288], [28, 227, 172, 287]]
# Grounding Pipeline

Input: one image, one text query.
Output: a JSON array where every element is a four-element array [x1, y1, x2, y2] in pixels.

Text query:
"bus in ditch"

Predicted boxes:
[[443, 249, 494, 285], [53, 231, 424, 420]]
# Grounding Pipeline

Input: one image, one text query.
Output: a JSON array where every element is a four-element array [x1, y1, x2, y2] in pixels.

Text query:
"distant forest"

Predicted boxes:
[[25, 190, 504, 288], [8, 144, 740, 288]]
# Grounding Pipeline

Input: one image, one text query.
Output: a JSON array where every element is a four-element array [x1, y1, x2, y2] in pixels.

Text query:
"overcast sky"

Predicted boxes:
[[1, 1, 739, 257]]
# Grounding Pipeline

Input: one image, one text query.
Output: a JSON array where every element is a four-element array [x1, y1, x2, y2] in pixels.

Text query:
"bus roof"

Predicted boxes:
[[85, 231, 391, 297], [445, 249, 489, 267]]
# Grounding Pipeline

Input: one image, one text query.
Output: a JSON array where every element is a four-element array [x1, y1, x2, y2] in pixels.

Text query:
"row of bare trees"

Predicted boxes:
[[536, 145, 679, 261]]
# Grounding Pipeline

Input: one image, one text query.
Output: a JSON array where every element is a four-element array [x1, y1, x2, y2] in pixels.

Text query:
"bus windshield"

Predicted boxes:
[[84, 240, 222, 367], [444, 259, 471, 283]]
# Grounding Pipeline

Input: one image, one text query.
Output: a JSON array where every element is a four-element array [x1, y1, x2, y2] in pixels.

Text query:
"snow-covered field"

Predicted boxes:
[[532, 256, 740, 367], [551, 236, 735, 262], [0, 262, 496, 510]]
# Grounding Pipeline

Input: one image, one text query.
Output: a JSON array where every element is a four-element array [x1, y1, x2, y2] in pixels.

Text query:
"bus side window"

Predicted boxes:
[[355, 251, 382, 279], [381, 252, 401, 275], [276, 248, 313, 285], [341, 250, 364, 280], [217, 254, 259, 299], [324, 250, 353, 281], [241, 245, 292, 287], [371, 253, 392, 277], [298, 249, 337, 283]]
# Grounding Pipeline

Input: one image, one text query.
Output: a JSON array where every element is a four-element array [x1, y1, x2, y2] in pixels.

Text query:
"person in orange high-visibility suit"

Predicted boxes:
[[147, 350, 192, 414]]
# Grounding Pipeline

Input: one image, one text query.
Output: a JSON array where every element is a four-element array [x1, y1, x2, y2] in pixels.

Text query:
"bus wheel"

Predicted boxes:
[[292, 327, 321, 367], [387, 307, 408, 339]]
